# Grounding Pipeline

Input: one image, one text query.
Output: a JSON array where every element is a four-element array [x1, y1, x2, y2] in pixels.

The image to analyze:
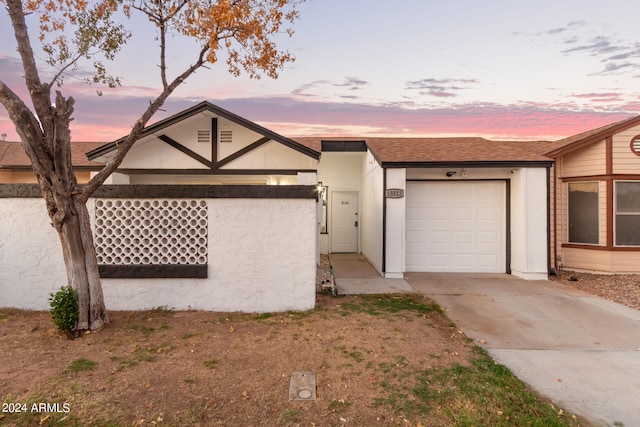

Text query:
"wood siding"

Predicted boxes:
[[561, 247, 640, 273], [612, 124, 640, 174], [561, 139, 606, 177]]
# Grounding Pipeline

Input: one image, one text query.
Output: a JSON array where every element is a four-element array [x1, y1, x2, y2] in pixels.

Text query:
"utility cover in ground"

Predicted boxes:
[[288, 372, 316, 401]]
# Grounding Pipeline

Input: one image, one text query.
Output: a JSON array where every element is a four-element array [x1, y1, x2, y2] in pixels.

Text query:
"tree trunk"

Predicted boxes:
[[55, 195, 108, 331]]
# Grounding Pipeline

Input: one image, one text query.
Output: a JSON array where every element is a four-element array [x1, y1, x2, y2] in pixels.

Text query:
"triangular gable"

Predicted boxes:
[[545, 115, 640, 157], [86, 102, 320, 173]]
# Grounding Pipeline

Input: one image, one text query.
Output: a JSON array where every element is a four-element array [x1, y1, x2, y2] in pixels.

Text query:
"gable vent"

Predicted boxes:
[[220, 130, 233, 143], [197, 130, 210, 144], [631, 136, 640, 156]]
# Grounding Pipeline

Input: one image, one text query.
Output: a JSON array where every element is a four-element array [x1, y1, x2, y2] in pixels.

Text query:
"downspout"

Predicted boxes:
[[547, 165, 552, 275], [382, 168, 387, 274], [552, 162, 557, 273]]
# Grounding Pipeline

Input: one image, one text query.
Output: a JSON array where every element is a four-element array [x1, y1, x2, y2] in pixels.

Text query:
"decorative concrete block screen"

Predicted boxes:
[[94, 199, 208, 278]]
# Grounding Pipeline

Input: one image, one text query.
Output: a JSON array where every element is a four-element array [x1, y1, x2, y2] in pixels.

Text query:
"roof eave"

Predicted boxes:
[[86, 102, 320, 161], [380, 160, 554, 168], [545, 115, 640, 157]]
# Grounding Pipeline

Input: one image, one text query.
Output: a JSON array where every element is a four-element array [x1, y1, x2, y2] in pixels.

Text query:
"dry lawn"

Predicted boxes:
[[1, 294, 478, 426]]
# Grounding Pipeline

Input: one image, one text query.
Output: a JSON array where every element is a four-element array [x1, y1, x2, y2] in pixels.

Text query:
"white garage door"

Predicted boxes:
[[406, 181, 506, 272]]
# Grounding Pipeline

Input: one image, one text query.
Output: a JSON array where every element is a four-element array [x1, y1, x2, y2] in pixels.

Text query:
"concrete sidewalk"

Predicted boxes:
[[329, 254, 414, 294], [406, 272, 640, 427]]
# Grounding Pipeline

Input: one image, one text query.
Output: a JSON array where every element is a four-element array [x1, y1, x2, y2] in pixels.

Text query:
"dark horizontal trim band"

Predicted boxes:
[[115, 168, 316, 175], [381, 161, 553, 168], [406, 178, 508, 182], [561, 174, 640, 182], [99, 264, 208, 278], [0, 166, 102, 171], [321, 140, 367, 152], [0, 184, 318, 199], [562, 243, 640, 251]]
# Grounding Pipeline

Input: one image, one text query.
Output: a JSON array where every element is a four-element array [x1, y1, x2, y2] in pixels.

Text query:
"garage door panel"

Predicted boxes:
[[453, 254, 474, 269], [454, 231, 474, 244], [427, 207, 448, 220], [479, 254, 499, 269], [478, 207, 498, 221], [479, 231, 498, 244], [430, 230, 449, 243], [406, 181, 506, 273], [454, 207, 473, 220]]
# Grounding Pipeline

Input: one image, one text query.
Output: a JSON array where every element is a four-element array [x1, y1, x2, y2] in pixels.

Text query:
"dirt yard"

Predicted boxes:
[[0, 293, 480, 426], [2, 263, 633, 426]]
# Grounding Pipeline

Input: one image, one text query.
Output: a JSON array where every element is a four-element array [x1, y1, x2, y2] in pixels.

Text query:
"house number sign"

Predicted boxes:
[[385, 188, 404, 198]]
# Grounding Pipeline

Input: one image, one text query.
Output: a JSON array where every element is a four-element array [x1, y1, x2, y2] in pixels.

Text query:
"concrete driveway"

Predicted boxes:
[[406, 273, 640, 427]]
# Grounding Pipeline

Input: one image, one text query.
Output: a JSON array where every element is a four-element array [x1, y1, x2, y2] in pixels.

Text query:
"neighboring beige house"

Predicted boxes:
[[545, 116, 640, 273]]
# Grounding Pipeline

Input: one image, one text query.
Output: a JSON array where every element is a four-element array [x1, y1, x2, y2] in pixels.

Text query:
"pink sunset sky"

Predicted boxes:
[[2, 0, 640, 143]]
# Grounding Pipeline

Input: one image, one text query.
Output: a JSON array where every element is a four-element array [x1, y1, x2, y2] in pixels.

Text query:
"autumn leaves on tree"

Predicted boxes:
[[0, 0, 304, 331]]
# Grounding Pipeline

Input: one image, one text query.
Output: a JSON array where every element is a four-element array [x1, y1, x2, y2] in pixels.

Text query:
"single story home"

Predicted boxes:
[[1, 102, 638, 312]]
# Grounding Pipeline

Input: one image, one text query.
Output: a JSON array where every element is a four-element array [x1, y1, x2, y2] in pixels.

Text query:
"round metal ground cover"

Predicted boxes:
[[297, 389, 313, 399]]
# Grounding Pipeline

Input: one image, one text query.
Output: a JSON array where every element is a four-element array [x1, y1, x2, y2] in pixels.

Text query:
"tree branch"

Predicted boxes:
[[0, 80, 51, 179], [79, 45, 209, 200], [48, 52, 84, 88], [5, 0, 54, 147]]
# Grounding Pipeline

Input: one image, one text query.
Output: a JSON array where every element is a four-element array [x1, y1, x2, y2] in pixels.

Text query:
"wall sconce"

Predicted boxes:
[[446, 171, 457, 177], [317, 182, 326, 198]]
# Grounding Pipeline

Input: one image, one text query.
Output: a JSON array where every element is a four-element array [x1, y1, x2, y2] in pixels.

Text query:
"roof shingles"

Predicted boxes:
[[293, 136, 552, 164], [0, 141, 105, 169]]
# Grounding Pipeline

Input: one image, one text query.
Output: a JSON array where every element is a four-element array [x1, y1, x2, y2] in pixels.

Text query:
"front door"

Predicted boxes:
[[331, 191, 359, 252]]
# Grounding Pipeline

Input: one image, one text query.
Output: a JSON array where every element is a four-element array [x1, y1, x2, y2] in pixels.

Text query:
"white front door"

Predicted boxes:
[[331, 191, 359, 253]]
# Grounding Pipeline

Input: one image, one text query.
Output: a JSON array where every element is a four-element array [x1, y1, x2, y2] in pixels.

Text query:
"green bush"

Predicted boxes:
[[49, 286, 79, 335]]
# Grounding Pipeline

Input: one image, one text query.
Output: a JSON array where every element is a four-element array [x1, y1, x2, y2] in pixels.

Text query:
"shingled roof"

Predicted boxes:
[[0, 141, 105, 170], [294, 136, 553, 167]]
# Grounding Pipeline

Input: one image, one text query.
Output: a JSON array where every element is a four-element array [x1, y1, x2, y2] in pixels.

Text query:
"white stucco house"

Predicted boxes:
[[2, 102, 639, 312], [298, 136, 552, 281]]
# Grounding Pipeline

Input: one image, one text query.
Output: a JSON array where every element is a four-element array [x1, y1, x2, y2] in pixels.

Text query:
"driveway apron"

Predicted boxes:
[[406, 273, 640, 427]]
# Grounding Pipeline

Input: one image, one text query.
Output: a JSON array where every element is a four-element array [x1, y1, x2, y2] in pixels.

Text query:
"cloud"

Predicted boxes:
[[291, 80, 330, 97], [404, 78, 479, 98], [333, 77, 368, 90], [2, 92, 632, 142], [0, 62, 635, 143], [568, 92, 624, 103], [540, 20, 586, 36], [562, 35, 623, 56], [520, 22, 640, 76], [213, 96, 633, 141], [291, 77, 369, 98], [557, 31, 640, 76]]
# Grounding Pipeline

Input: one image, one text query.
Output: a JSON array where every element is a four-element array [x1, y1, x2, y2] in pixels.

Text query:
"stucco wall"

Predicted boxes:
[[0, 196, 317, 312], [384, 168, 406, 278], [316, 152, 365, 254], [510, 167, 549, 279], [361, 151, 384, 272]]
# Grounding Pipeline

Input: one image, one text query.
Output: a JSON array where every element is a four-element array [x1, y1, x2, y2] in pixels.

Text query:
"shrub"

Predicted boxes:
[[49, 285, 79, 336]]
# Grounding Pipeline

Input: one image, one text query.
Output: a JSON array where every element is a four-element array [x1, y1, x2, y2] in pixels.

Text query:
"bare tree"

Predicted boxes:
[[0, 0, 303, 332]]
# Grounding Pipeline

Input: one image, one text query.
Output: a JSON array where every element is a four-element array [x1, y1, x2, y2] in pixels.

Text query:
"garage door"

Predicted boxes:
[[406, 181, 506, 272]]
